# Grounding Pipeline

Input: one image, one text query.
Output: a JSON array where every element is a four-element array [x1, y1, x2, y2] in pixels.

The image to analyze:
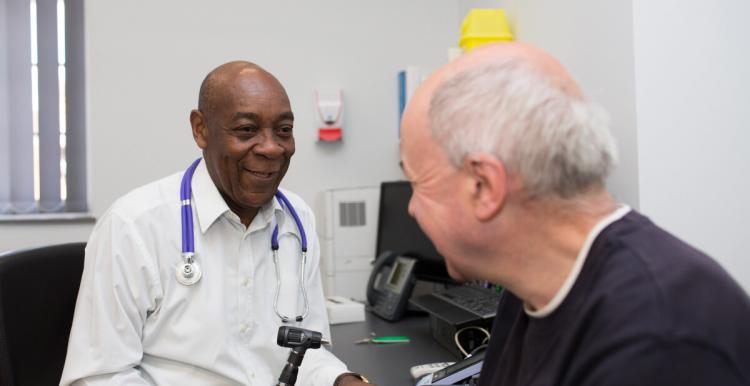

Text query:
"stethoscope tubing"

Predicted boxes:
[[178, 157, 309, 323], [272, 191, 307, 252], [180, 158, 201, 258]]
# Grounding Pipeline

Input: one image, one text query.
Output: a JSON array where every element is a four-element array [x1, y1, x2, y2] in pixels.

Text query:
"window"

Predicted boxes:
[[0, 0, 86, 217]]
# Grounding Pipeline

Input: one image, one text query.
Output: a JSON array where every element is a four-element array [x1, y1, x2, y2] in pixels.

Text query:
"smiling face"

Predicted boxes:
[[399, 78, 476, 282], [191, 63, 295, 225]]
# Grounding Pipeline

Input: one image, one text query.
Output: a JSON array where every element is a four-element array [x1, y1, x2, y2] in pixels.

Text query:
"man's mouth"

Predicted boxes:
[[247, 169, 276, 179]]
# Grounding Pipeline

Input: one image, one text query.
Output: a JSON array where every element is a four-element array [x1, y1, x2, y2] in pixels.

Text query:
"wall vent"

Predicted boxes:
[[339, 201, 366, 227]]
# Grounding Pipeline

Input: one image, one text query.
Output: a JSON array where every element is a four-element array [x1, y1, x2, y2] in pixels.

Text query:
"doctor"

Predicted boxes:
[[60, 61, 370, 386]]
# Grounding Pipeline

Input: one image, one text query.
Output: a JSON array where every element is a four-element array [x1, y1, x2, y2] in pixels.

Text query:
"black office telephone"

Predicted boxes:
[[366, 251, 417, 322]]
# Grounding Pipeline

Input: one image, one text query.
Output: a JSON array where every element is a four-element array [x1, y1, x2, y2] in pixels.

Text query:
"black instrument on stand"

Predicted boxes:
[[276, 326, 329, 386]]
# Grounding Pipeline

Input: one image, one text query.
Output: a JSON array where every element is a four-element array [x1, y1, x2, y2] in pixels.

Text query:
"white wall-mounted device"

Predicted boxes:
[[317, 186, 380, 301], [314, 88, 344, 142]]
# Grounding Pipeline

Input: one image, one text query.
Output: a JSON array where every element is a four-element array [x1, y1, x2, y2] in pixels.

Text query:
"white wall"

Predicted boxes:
[[501, 0, 640, 208], [3, 1, 747, 293], [501, 0, 750, 291], [459, 0, 505, 20], [0, 0, 464, 252], [633, 0, 750, 291]]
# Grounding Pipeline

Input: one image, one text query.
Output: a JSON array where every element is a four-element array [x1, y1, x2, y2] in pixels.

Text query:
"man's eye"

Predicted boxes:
[[235, 126, 258, 133], [278, 126, 293, 135]]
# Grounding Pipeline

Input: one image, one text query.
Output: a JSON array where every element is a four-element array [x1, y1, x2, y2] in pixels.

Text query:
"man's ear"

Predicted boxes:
[[463, 153, 507, 222], [190, 109, 209, 150]]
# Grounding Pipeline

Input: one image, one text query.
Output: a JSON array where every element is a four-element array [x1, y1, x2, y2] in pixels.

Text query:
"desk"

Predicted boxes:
[[329, 312, 457, 385]]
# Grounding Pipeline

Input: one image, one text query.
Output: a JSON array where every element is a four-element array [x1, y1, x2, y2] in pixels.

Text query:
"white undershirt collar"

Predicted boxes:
[[525, 205, 631, 318]]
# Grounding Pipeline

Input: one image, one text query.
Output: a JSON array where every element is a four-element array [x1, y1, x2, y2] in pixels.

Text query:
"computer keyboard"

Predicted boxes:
[[432, 285, 503, 319]]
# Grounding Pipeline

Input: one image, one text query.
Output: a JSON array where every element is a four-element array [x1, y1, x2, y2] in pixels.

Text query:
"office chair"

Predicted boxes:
[[0, 242, 86, 386]]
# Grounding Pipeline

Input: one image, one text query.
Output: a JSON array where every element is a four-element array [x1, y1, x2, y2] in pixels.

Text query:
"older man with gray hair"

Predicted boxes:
[[399, 42, 750, 385]]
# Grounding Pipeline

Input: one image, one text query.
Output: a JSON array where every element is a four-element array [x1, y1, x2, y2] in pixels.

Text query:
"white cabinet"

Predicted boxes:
[[316, 186, 380, 301]]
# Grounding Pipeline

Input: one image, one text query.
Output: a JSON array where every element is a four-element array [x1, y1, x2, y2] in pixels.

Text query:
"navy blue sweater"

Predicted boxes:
[[478, 211, 750, 386]]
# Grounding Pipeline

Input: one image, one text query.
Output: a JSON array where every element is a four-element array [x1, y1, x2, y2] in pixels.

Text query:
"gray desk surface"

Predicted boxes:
[[329, 312, 458, 386]]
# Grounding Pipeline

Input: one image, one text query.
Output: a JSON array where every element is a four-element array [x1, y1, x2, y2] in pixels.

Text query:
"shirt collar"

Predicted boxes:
[[190, 159, 301, 239], [191, 159, 229, 234], [270, 189, 304, 241], [247, 194, 282, 234], [525, 204, 631, 318], [244, 192, 304, 240]]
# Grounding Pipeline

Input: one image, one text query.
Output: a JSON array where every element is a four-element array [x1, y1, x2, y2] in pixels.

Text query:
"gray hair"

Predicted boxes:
[[429, 60, 618, 199]]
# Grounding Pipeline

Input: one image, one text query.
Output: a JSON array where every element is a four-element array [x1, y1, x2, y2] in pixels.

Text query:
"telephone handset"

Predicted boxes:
[[366, 251, 417, 322]]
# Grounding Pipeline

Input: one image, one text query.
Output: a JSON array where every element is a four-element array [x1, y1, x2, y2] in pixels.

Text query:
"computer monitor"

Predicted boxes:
[[375, 181, 455, 284]]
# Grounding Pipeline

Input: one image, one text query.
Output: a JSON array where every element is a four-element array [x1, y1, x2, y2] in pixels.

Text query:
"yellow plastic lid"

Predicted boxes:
[[459, 9, 513, 52]]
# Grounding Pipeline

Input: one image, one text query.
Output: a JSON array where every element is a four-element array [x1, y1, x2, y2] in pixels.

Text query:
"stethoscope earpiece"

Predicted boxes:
[[177, 158, 310, 323]]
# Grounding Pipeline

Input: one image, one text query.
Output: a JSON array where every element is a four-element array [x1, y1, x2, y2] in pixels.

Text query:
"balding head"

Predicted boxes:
[[446, 42, 582, 96], [404, 43, 581, 131], [402, 42, 616, 199], [198, 61, 287, 120]]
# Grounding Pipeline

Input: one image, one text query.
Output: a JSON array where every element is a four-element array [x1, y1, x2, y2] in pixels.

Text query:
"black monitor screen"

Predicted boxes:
[[375, 181, 455, 283]]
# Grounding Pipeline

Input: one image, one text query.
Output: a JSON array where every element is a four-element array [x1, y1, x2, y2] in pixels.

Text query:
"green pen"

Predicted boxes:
[[355, 335, 410, 344], [372, 335, 410, 343]]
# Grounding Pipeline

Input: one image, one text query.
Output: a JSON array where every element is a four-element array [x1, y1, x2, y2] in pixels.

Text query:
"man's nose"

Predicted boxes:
[[254, 129, 285, 157]]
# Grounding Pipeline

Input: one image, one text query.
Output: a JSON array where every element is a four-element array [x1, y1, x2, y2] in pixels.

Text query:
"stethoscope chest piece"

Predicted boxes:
[[176, 258, 202, 286]]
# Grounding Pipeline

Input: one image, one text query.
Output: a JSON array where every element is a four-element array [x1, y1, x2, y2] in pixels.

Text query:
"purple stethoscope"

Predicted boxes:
[[177, 158, 310, 323]]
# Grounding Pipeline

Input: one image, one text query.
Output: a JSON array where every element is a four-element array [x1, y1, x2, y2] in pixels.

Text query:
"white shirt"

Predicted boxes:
[[60, 159, 348, 386], [525, 205, 632, 318]]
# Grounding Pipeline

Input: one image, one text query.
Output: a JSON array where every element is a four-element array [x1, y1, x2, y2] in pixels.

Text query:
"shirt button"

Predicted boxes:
[[242, 278, 250, 287], [240, 323, 248, 333]]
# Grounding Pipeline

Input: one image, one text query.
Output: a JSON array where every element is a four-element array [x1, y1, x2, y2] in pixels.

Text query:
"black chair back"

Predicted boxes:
[[0, 243, 86, 386]]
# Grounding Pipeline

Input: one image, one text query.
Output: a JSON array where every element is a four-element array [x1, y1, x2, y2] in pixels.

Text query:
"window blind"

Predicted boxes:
[[0, 0, 86, 215]]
